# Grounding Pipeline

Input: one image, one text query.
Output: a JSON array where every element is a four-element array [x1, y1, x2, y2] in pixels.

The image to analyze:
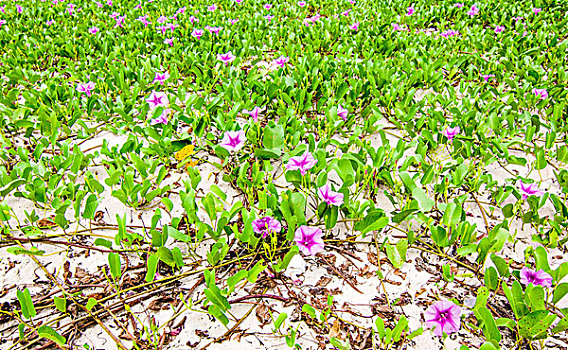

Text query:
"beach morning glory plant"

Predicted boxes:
[[424, 300, 461, 337], [252, 216, 281, 238], [294, 226, 324, 255], [220, 130, 246, 152], [285, 151, 317, 175]]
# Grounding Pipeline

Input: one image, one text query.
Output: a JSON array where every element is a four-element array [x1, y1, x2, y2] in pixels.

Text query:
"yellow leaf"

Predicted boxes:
[[175, 145, 195, 161]]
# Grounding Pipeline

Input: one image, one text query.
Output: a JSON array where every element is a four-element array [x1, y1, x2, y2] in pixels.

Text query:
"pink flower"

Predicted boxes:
[[189, 15, 199, 24], [153, 71, 169, 85], [88, 26, 98, 34], [494, 25, 504, 34], [274, 55, 289, 68], [442, 126, 460, 141], [481, 74, 495, 82], [167, 23, 179, 32], [0, 6, 6, 13], [114, 15, 126, 28], [337, 105, 348, 120], [467, 4, 479, 16], [252, 216, 281, 238], [176, 6, 186, 15], [520, 267, 552, 288], [207, 4, 217, 11], [341, 9, 350, 16], [77, 81, 96, 96], [406, 6, 415, 16], [349, 22, 359, 31], [264, 3, 272, 10], [318, 184, 344, 206], [228, 18, 238, 25], [265, 14, 275, 21], [533, 88, 548, 100], [454, 2, 464, 7], [242, 106, 263, 122], [46, 19, 55, 26], [424, 300, 461, 337], [137, 15, 151, 26], [440, 29, 459, 37], [0, 19, 7, 28], [298, 1, 306, 6], [95, 1, 103, 8], [217, 51, 236, 65], [150, 109, 172, 126], [392, 23, 405, 31], [164, 37, 174, 46], [533, 7, 542, 14], [517, 180, 545, 200], [192, 28, 204, 39], [220, 130, 246, 152], [286, 151, 317, 175], [157, 15, 168, 24], [146, 91, 169, 108], [16, 4, 23, 13], [294, 226, 324, 255], [236, 0, 243, 3]]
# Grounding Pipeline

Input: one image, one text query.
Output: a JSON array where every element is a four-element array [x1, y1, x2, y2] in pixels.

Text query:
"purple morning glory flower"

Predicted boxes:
[[0, 19, 7, 28], [440, 29, 459, 38], [318, 183, 344, 206], [220, 130, 246, 152], [454, 2, 464, 7], [150, 109, 171, 126], [285, 151, 317, 175], [406, 6, 415, 16], [153, 71, 169, 85], [337, 104, 348, 120], [533, 88, 548, 100], [481, 74, 495, 82], [77, 81, 95, 96], [494, 25, 505, 34], [349, 22, 359, 31], [425, 300, 461, 337], [242, 106, 263, 122], [442, 126, 460, 141], [517, 180, 545, 200], [252, 216, 281, 238], [467, 4, 479, 16], [146, 91, 169, 108], [533, 8, 542, 14], [217, 51, 236, 65], [520, 267, 552, 288], [294, 226, 324, 256], [274, 55, 289, 68], [192, 28, 204, 39]]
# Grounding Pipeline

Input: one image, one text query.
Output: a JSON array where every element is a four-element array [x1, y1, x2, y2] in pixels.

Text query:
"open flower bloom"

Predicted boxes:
[[286, 151, 317, 175], [533, 88, 548, 100], [406, 6, 415, 16], [454, 2, 464, 7], [252, 216, 281, 238], [467, 4, 479, 16], [77, 81, 95, 96], [337, 104, 348, 120], [217, 51, 236, 65], [164, 37, 174, 46], [441, 29, 459, 37], [349, 22, 359, 31], [150, 110, 171, 126], [192, 28, 204, 39], [517, 180, 545, 200], [220, 130, 246, 152], [274, 55, 289, 68], [520, 267, 553, 288], [294, 226, 324, 255], [207, 4, 217, 11], [264, 3, 272, 9], [298, 1, 306, 6], [442, 126, 460, 141], [146, 91, 169, 108], [153, 71, 169, 84], [425, 300, 461, 337], [318, 183, 344, 206], [481, 74, 495, 82], [243, 106, 263, 122], [392, 23, 405, 31], [495, 25, 504, 33], [533, 7, 542, 14]]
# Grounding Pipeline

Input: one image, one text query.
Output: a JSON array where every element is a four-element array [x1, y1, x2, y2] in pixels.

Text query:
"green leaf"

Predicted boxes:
[[484, 267, 499, 291], [353, 210, 387, 236], [54, 296, 66, 313], [477, 306, 501, 343], [552, 283, 568, 304], [82, 194, 99, 220], [412, 186, 434, 212], [37, 325, 66, 346], [145, 254, 158, 282], [108, 253, 121, 279], [274, 313, 288, 330], [17, 288, 36, 319], [384, 239, 407, 269], [86, 298, 97, 311], [302, 304, 316, 319], [518, 310, 556, 339], [157, 247, 175, 267]]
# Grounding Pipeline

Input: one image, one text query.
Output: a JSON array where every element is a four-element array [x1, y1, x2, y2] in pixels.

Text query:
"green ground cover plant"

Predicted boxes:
[[0, 0, 567, 348]]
